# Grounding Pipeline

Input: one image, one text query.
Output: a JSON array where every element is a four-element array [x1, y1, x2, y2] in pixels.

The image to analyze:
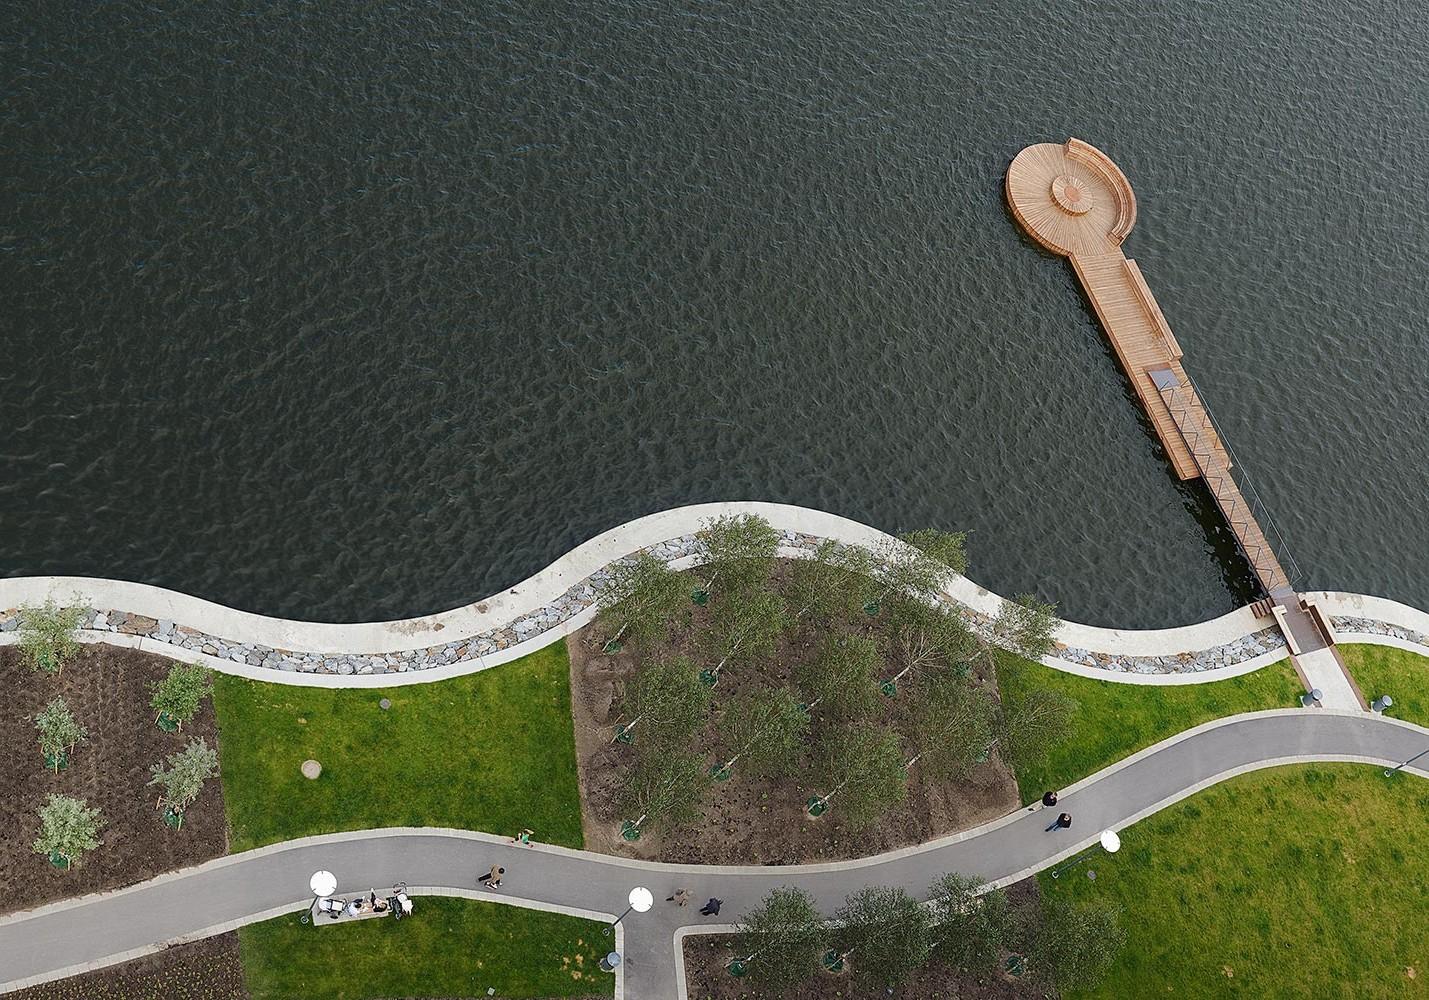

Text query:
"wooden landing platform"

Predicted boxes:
[[1007, 138, 1291, 596]]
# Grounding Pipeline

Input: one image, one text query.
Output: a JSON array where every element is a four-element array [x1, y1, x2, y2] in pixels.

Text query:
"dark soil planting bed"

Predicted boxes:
[[0, 645, 227, 911], [8, 932, 246, 1000], [569, 560, 1021, 864], [681, 880, 1045, 999]]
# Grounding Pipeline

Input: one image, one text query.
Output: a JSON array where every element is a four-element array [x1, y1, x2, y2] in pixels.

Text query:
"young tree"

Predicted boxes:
[[698, 513, 779, 600], [150, 663, 213, 731], [907, 673, 995, 781], [713, 687, 808, 780], [995, 687, 1078, 774], [619, 746, 708, 840], [808, 725, 905, 827], [861, 529, 967, 611], [783, 540, 845, 625], [33, 794, 104, 870], [926, 872, 1013, 975], [732, 886, 827, 986], [148, 738, 221, 827], [835, 885, 933, 985], [795, 633, 880, 722], [900, 528, 969, 576], [593, 552, 688, 651], [34, 697, 88, 772], [1025, 897, 1126, 991], [992, 593, 1060, 661], [613, 657, 708, 746], [18, 598, 86, 675], [882, 597, 978, 693], [702, 584, 787, 685]]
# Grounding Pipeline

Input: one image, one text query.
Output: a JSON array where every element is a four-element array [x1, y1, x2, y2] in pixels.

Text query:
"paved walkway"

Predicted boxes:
[[2, 710, 1425, 998], [1298, 647, 1362, 710]]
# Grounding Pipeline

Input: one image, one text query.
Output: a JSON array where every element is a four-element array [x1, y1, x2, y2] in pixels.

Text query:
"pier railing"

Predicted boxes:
[[1183, 369, 1305, 590]]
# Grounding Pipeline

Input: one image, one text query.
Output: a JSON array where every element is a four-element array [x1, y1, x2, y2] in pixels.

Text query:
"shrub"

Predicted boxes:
[[18, 598, 86, 675]]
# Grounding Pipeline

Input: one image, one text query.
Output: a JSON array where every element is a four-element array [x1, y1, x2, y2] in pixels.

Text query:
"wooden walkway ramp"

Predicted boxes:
[[1006, 138, 1291, 597]]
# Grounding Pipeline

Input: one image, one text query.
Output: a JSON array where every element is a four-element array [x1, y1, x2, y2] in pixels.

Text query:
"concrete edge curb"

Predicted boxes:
[[8, 502, 1425, 687]]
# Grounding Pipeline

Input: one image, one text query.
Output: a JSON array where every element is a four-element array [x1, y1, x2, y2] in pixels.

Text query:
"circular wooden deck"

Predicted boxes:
[[1006, 139, 1137, 257]]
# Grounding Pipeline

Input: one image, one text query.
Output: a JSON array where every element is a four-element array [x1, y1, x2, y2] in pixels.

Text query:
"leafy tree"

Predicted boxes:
[[150, 663, 213, 731], [702, 584, 787, 685], [714, 687, 808, 779], [788, 540, 851, 625], [992, 593, 1060, 661], [33, 794, 104, 870], [698, 513, 779, 600], [34, 697, 88, 772], [614, 657, 708, 746], [861, 529, 967, 610], [148, 738, 221, 827], [619, 746, 708, 837], [593, 552, 688, 649], [18, 598, 86, 675], [883, 597, 978, 691], [1025, 897, 1126, 991], [908, 673, 995, 781], [835, 885, 933, 985], [733, 886, 827, 987], [995, 687, 1078, 773], [926, 872, 1013, 974], [900, 528, 969, 576], [795, 633, 880, 722], [810, 725, 905, 828]]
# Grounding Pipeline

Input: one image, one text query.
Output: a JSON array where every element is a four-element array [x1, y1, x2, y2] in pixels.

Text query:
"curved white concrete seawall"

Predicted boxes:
[[2, 502, 1426, 687]]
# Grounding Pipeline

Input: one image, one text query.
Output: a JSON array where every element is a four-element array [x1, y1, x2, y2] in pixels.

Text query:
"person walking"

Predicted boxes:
[[1041, 790, 1059, 808], [666, 887, 691, 906], [699, 897, 722, 916], [511, 828, 534, 846], [1045, 812, 1072, 832], [478, 865, 505, 888]]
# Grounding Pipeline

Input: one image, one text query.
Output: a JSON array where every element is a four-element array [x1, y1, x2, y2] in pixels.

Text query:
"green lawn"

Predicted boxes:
[[213, 641, 584, 852], [996, 652, 1302, 802], [1341, 643, 1429, 728], [1044, 764, 1429, 1000], [240, 896, 613, 999]]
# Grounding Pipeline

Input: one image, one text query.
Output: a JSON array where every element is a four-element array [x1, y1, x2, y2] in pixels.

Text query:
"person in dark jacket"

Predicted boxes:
[[1041, 790, 1059, 808], [1045, 812, 1072, 832], [699, 897, 722, 916]]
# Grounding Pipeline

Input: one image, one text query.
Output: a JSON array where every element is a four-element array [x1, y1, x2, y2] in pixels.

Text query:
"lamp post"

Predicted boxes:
[[1384, 747, 1429, 778], [614, 886, 653, 924], [1050, 829, 1121, 880], [304, 870, 337, 923]]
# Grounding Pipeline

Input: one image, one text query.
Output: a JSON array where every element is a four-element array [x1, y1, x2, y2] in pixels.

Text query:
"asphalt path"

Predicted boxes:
[[2, 710, 1426, 998]]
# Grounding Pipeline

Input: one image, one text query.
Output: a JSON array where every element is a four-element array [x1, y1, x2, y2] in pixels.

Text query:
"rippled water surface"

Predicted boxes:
[[4, 2, 1427, 626]]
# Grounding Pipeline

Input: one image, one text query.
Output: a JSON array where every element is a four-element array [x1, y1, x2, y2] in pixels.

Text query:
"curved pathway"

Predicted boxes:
[[3, 502, 1427, 688], [3, 710, 1426, 998]]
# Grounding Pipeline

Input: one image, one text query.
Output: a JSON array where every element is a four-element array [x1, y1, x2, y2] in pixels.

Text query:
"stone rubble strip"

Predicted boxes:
[[0, 526, 1302, 678], [1330, 615, 1429, 649]]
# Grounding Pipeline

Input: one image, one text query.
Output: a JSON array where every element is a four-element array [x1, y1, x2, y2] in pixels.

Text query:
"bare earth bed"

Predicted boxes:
[[568, 563, 1020, 864], [8, 933, 246, 1000], [681, 880, 1045, 999], [0, 645, 227, 912]]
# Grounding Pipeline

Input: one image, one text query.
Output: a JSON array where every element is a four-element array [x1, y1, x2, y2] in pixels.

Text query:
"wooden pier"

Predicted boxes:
[[1006, 139, 1291, 597]]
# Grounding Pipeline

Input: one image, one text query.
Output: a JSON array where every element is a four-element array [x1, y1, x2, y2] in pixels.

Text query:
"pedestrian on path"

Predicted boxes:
[[478, 865, 505, 888], [1041, 790, 1058, 808], [699, 897, 722, 916], [667, 888, 691, 906], [511, 828, 534, 846], [1046, 812, 1072, 832]]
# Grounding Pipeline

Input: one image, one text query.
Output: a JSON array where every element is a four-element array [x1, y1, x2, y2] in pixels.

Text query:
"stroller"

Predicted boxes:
[[386, 881, 413, 921]]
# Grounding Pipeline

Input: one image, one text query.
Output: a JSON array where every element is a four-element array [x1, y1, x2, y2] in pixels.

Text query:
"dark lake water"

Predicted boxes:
[[4, 2, 1427, 627]]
